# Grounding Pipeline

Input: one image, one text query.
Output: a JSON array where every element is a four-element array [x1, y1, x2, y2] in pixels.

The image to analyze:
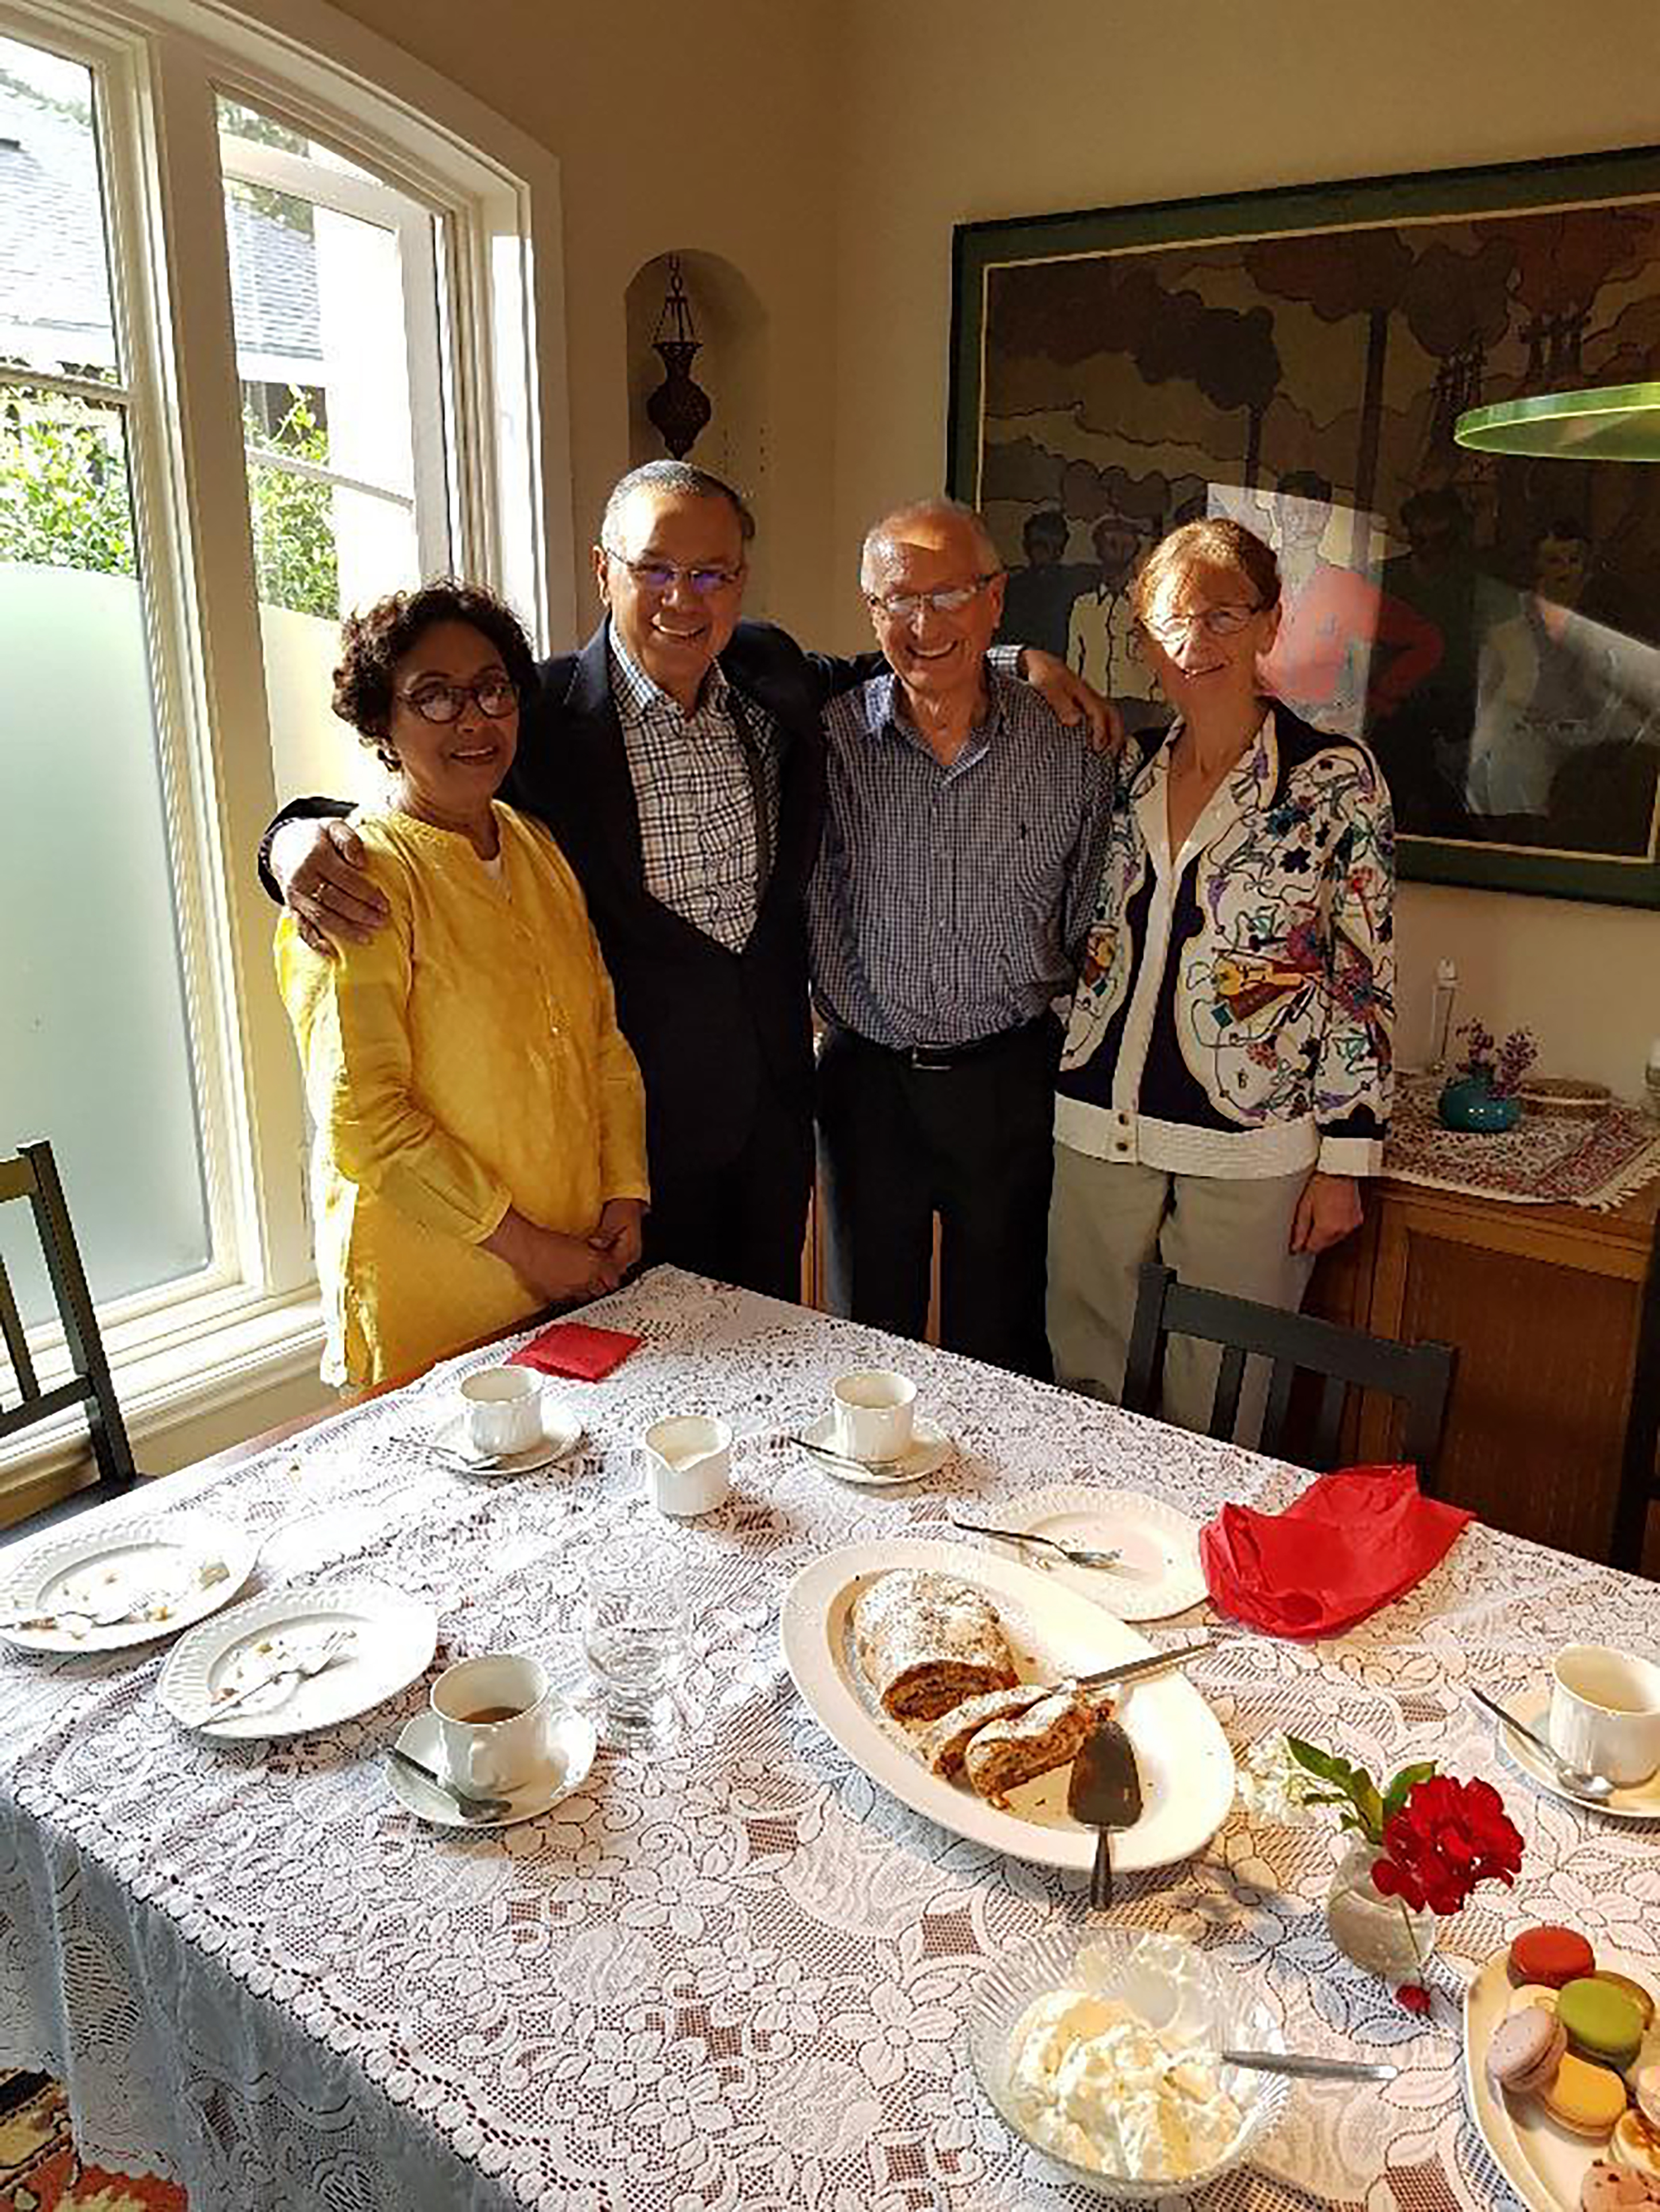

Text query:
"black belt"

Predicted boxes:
[[851, 1012, 1054, 1073]]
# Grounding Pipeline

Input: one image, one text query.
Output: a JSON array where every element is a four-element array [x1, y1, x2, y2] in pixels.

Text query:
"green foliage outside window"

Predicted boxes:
[[0, 381, 339, 618]]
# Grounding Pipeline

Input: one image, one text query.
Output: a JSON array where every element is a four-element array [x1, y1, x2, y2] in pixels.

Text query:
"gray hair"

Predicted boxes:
[[859, 497, 1002, 589], [600, 459, 756, 551]]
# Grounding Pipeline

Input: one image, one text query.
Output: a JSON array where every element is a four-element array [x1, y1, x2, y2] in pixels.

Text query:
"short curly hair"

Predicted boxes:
[[332, 580, 540, 771]]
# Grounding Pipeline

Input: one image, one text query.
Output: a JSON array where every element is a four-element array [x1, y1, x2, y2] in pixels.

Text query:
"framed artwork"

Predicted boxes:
[[951, 148, 1660, 907]]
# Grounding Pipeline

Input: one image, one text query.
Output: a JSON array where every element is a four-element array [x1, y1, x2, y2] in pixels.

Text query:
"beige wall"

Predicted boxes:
[[828, 0, 1660, 1091], [322, 0, 842, 641]]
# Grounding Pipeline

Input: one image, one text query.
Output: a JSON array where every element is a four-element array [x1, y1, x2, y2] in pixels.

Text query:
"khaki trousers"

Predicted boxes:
[[1046, 1144, 1316, 1441]]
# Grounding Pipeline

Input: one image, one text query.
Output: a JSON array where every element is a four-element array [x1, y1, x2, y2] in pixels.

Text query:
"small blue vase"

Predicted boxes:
[[1437, 1075, 1522, 1133]]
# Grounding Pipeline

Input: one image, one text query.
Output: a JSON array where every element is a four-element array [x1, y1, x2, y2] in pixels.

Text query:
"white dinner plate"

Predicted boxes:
[[798, 1411, 952, 1487], [1494, 1688, 1660, 1823], [157, 1580, 437, 1740], [387, 1706, 597, 1830], [431, 1402, 583, 1473], [1462, 1944, 1660, 2212], [0, 1511, 258, 1654], [779, 1539, 1235, 1872], [983, 1485, 1207, 1622]]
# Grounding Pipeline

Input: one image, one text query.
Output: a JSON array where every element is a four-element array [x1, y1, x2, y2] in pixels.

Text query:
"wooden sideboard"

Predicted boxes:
[[1306, 1174, 1660, 1565]]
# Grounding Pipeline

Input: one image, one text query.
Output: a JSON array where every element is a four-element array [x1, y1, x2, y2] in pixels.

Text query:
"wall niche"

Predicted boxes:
[[624, 250, 771, 607]]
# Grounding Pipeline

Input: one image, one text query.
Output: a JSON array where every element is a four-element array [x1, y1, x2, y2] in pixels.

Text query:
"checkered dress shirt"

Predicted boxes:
[[807, 665, 1115, 1049], [608, 630, 781, 952]]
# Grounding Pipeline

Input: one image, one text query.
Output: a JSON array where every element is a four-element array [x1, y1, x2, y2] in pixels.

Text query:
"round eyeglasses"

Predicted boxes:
[[395, 676, 520, 725], [603, 552, 745, 597], [1142, 603, 1262, 647], [864, 571, 1003, 622]]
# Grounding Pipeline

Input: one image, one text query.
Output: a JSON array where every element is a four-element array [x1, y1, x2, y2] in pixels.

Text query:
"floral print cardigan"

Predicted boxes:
[[1055, 707, 1394, 1181]]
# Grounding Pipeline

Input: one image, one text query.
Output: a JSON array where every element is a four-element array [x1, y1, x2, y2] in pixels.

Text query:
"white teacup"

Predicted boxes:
[[460, 1365, 544, 1456], [832, 1368, 917, 1464], [1550, 1644, 1660, 1787], [431, 1652, 556, 1794]]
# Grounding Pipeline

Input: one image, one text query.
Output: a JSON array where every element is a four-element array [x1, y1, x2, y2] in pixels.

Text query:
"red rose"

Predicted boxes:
[[1372, 1775, 1524, 1917]]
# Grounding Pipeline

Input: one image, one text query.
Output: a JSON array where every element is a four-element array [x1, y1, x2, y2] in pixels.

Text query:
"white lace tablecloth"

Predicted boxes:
[[3, 1266, 1657, 2212]]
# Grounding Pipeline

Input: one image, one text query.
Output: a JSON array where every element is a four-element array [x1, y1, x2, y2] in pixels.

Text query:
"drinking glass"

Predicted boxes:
[[580, 1546, 694, 1749]]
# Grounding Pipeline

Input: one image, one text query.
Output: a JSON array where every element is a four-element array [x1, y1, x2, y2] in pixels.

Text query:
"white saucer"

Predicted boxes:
[[431, 1402, 582, 1473], [800, 1411, 952, 1487], [157, 1580, 437, 1740], [388, 1705, 596, 1829], [1492, 1686, 1660, 1822], [980, 1485, 1207, 1621]]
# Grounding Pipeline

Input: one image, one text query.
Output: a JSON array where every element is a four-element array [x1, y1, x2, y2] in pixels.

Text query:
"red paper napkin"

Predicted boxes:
[[1200, 1465, 1474, 1639], [509, 1320, 641, 1381]]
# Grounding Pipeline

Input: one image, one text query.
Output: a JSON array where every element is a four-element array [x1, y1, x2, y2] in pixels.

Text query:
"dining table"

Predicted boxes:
[[2, 1262, 1657, 2212]]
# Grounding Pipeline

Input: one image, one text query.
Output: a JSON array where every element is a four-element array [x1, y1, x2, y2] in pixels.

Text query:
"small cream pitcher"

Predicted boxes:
[[640, 1415, 732, 1517]]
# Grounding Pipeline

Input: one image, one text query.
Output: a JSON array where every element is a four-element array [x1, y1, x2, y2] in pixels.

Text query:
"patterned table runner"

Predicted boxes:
[[1386, 1075, 1660, 1209]]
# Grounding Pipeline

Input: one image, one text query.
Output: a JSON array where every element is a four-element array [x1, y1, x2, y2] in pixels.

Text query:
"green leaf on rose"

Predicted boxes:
[[1382, 1761, 1438, 1821], [1285, 1735, 1387, 1843]]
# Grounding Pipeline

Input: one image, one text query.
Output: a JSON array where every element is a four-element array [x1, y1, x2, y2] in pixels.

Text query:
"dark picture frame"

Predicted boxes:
[[950, 148, 1660, 907]]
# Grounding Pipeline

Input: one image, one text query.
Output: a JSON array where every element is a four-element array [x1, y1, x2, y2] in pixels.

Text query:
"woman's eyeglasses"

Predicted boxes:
[[397, 676, 519, 725], [1142, 603, 1262, 646]]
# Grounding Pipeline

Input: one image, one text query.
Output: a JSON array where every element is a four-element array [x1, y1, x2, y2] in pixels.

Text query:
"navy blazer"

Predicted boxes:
[[505, 620, 833, 1184]]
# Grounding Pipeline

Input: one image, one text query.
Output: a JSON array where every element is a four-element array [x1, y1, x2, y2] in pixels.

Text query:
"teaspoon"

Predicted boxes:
[[1468, 1686, 1615, 1802], [1221, 2050, 1398, 2083]]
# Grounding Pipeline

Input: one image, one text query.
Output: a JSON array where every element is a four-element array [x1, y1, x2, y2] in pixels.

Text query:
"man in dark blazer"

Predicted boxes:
[[262, 463, 863, 1298]]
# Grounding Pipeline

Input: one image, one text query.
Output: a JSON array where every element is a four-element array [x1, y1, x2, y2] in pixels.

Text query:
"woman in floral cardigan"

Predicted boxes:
[[1047, 515, 1395, 1434]]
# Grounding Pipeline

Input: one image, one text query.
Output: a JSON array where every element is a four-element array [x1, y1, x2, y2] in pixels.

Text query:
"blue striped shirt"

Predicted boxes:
[[807, 666, 1115, 1048]]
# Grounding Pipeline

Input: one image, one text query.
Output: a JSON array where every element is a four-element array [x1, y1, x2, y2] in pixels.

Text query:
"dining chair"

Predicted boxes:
[[1608, 1203, 1660, 1575], [1120, 1261, 1457, 1485], [1, 1140, 137, 1498]]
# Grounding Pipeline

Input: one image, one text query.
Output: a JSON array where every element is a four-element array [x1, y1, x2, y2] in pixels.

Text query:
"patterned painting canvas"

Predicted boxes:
[[951, 148, 1660, 906]]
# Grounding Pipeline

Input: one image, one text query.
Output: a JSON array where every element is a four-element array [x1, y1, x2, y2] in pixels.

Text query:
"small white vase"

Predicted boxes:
[[1325, 1839, 1437, 1978]]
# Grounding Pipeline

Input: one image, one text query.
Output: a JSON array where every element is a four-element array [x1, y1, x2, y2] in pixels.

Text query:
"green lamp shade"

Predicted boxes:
[[1455, 382, 1660, 461]]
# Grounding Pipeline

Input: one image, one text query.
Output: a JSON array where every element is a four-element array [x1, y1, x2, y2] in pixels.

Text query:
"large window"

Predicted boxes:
[[0, 0, 562, 1466]]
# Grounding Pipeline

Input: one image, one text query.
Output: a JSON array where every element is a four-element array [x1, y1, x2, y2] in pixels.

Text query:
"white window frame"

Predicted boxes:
[[1, 0, 571, 1482]]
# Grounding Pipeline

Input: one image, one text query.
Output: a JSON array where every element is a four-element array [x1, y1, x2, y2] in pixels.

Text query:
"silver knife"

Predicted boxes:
[[1221, 2050, 1399, 2083], [1075, 1639, 1213, 1693]]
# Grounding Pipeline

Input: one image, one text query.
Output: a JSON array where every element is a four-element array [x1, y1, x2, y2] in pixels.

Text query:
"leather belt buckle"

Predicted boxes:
[[907, 1044, 958, 1073]]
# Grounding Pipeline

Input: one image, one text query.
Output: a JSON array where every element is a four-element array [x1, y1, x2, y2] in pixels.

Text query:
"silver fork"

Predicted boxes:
[[199, 1628, 355, 1724], [948, 1515, 1123, 1570], [0, 1585, 174, 1634]]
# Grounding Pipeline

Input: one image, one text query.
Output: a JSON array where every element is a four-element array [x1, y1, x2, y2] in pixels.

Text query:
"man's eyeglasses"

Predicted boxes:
[[396, 675, 519, 725], [1141, 603, 1262, 646], [604, 552, 745, 597], [864, 572, 1002, 622]]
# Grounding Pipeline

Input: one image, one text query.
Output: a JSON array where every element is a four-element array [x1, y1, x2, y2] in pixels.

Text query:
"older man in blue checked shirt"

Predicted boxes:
[[809, 498, 1117, 1376]]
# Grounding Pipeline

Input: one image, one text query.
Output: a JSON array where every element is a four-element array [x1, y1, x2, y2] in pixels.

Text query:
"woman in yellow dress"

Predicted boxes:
[[277, 582, 649, 1387]]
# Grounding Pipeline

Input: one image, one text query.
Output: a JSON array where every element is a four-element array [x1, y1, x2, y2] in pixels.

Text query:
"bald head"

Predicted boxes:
[[859, 498, 1007, 716], [859, 498, 1002, 592]]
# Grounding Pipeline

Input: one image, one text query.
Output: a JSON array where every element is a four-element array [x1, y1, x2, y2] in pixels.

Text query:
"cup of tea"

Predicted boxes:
[[460, 1365, 544, 1457], [832, 1368, 916, 1463], [1549, 1644, 1660, 1787], [430, 1652, 556, 1793]]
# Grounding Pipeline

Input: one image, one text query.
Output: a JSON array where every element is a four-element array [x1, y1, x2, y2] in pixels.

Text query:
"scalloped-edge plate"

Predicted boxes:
[[156, 1579, 437, 1740], [984, 1486, 1207, 1621], [0, 1510, 258, 1654], [1463, 1943, 1660, 2212], [779, 1538, 1234, 1871]]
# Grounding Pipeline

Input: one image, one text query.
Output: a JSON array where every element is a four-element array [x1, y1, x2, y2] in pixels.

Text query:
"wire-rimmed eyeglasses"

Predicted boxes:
[[1141, 603, 1262, 647], [864, 571, 1003, 622], [603, 551, 746, 597]]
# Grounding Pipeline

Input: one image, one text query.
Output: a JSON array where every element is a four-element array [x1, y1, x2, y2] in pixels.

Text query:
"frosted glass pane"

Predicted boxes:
[[0, 562, 211, 1329], [0, 39, 119, 382]]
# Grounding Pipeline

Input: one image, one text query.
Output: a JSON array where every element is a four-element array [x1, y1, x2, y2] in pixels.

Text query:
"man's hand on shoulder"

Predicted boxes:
[[273, 817, 389, 957], [1017, 649, 1124, 754]]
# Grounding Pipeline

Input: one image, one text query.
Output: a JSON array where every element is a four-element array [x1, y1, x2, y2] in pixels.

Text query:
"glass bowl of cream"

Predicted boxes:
[[967, 1926, 1289, 2196]]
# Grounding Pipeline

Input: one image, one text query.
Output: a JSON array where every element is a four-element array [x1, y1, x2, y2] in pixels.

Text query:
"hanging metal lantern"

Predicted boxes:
[[645, 257, 712, 460]]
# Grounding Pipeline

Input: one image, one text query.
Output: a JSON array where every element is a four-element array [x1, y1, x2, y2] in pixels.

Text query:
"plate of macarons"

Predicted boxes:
[[1464, 1922, 1660, 2212]]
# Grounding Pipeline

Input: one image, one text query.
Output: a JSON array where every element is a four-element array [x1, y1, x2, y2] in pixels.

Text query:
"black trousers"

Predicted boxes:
[[815, 1017, 1060, 1378], [641, 1066, 813, 1302]]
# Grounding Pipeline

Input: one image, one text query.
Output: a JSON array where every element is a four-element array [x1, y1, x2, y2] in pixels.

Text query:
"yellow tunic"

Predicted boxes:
[[276, 804, 649, 1387]]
